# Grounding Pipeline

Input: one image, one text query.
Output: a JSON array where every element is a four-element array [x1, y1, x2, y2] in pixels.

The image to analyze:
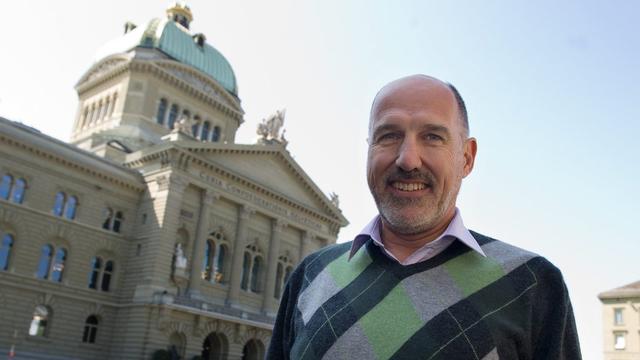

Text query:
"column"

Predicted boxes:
[[299, 231, 315, 262], [226, 204, 253, 307], [262, 219, 286, 312], [187, 189, 217, 298]]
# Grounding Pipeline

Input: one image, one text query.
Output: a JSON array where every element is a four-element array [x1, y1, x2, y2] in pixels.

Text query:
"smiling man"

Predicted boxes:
[[267, 75, 581, 359]]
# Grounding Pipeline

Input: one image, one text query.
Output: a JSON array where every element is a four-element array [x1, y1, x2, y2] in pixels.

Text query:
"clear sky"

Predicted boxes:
[[1, 1, 638, 358]]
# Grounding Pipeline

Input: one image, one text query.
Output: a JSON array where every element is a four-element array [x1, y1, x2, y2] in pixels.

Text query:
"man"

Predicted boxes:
[[267, 75, 581, 359]]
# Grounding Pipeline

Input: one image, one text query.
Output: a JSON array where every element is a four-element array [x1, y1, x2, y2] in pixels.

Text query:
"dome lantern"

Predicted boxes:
[[166, 2, 193, 29]]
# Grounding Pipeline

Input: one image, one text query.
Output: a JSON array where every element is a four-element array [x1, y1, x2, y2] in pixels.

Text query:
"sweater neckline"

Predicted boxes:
[[364, 237, 474, 278]]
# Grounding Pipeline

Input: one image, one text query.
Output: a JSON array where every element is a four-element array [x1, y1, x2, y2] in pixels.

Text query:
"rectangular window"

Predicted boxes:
[[614, 308, 624, 325], [614, 332, 626, 350]]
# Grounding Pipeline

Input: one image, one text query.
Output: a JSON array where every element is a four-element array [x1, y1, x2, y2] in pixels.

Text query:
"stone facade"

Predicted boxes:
[[598, 281, 640, 360], [0, 4, 347, 359]]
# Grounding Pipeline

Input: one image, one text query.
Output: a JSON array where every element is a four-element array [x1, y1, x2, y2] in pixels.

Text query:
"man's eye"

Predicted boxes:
[[376, 133, 401, 143], [424, 133, 443, 141]]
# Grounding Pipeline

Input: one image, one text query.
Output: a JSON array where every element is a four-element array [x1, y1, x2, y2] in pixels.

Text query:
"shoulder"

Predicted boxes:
[[470, 230, 565, 284]]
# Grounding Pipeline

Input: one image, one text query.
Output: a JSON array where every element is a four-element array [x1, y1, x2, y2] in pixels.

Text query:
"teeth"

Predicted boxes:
[[392, 182, 426, 191]]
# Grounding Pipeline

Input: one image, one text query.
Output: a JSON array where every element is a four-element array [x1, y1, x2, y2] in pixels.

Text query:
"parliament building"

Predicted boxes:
[[0, 3, 347, 359]]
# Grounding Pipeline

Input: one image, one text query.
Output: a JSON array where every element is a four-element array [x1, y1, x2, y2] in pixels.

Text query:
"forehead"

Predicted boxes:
[[370, 77, 459, 127]]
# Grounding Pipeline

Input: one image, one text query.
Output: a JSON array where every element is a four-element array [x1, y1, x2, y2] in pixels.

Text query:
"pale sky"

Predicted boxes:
[[1, 1, 639, 358]]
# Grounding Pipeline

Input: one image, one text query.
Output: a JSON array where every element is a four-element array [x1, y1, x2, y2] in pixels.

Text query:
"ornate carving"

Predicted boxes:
[[33, 293, 56, 308], [239, 205, 255, 220], [156, 174, 189, 193], [273, 219, 289, 232], [0, 207, 19, 226], [159, 320, 191, 336], [45, 222, 76, 241], [257, 109, 288, 146], [82, 303, 104, 319]]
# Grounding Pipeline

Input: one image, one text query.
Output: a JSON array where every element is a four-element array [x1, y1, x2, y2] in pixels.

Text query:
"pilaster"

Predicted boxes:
[[187, 189, 218, 298], [262, 219, 286, 313], [300, 231, 315, 261]]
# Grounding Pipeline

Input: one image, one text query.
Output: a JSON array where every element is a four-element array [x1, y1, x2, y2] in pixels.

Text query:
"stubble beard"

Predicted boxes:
[[371, 172, 460, 236]]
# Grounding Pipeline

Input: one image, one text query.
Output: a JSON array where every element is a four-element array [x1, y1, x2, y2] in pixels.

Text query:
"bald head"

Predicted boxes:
[[369, 75, 469, 138]]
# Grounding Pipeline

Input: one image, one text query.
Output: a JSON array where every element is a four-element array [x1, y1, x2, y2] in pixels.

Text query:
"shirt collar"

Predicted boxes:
[[348, 208, 485, 261]]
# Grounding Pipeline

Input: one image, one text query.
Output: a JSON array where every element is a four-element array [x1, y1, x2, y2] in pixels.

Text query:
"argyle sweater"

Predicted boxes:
[[267, 231, 581, 360]]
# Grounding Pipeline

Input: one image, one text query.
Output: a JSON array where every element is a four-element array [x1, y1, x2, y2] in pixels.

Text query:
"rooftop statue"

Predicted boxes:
[[257, 109, 288, 146]]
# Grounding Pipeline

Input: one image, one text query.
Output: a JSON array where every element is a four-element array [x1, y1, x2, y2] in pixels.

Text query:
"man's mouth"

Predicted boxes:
[[391, 182, 428, 192]]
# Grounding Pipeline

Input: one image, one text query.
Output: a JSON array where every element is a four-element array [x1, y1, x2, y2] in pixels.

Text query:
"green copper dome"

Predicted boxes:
[[95, 18, 238, 96]]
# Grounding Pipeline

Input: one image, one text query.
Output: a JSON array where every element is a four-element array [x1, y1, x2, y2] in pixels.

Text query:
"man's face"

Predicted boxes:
[[367, 76, 476, 236]]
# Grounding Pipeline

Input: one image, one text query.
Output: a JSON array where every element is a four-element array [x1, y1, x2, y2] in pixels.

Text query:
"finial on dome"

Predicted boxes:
[[166, 2, 193, 29]]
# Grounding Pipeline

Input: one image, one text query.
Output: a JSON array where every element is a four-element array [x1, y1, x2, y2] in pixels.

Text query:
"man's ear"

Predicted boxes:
[[462, 137, 477, 178]]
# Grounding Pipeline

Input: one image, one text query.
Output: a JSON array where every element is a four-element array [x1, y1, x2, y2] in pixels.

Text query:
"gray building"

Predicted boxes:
[[0, 3, 347, 359]]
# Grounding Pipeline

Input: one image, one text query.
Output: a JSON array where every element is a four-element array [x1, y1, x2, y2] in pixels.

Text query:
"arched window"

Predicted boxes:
[[50, 248, 67, 282], [53, 192, 66, 216], [241, 252, 251, 290], [202, 231, 227, 283], [202, 240, 214, 281], [65, 196, 78, 220], [242, 339, 265, 360], [102, 260, 114, 291], [113, 211, 123, 233], [167, 104, 179, 129], [12, 178, 26, 204], [192, 115, 201, 138], [214, 243, 226, 283], [81, 107, 89, 128], [0, 233, 14, 271], [212, 126, 221, 142], [156, 98, 168, 125], [28, 305, 50, 337], [200, 121, 210, 141], [275, 254, 294, 299], [201, 332, 228, 360], [105, 97, 114, 119], [102, 208, 124, 233], [250, 256, 263, 293], [0, 174, 12, 200], [36, 244, 53, 279], [88, 257, 102, 289], [99, 99, 108, 121], [241, 243, 263, 293], [284, 266, 293, 286], [82, 315, 99, 344], [110, 93, 118, 116], [91, 102, 100, 124], [102, 208, 113, 230]]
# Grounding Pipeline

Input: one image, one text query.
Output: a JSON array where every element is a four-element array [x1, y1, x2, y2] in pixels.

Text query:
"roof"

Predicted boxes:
[[598, 280, 640, 300], [94, 18, 237, 96], [0, 117, 145, 191]]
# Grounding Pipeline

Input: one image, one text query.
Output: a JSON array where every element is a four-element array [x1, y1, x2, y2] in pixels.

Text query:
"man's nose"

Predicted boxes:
[[395, 137, 421, 171]]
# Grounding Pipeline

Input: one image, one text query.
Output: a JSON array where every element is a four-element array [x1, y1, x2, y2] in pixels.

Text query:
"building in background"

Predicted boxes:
[[599, 281, 640, 360], [0, 3, 347, 359]]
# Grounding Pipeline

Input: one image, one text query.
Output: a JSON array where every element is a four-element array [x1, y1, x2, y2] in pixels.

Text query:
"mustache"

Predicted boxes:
[[386, 168, 435, 185]]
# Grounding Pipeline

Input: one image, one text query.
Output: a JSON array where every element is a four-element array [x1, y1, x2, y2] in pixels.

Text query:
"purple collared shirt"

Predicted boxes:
[[349, 208, 485, 265]]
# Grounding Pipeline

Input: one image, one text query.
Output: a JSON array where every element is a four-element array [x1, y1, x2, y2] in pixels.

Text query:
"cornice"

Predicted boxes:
[[74, 54, 244, 125], [0, 118, 145, 192]]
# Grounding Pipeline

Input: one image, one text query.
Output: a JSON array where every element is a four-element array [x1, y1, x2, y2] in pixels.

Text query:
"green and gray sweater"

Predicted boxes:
[[267, 231, 581, 359]]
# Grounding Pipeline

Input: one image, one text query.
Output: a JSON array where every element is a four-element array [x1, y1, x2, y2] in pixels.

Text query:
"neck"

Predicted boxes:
[[379, 210, 455, 262]]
